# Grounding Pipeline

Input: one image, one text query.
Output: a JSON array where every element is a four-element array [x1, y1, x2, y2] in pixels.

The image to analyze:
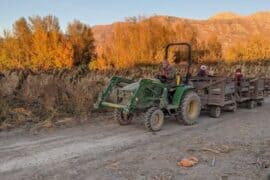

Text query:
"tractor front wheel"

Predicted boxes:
[[114, 109, 132, 125], [144, 107, 164, 131], [179, 91, 201, 125]]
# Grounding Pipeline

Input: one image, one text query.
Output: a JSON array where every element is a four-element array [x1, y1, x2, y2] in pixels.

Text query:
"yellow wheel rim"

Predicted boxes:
[[188, 100, 198, 119]]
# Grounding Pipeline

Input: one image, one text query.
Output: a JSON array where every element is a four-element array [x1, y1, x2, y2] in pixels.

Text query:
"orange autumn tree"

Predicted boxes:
[[2, 15, 270, 71], [104, 18, 175, 69], [0, 31, 17, 70], [67, 20, 96, 66], [200, 33, 223, 64], [0, 15, 95, 71], [12, 17, 32, 68], [29, 15, 73, 69], [225, 34, 270, 63], [0, 17, 33, 70], [91, 17, 199, 69]]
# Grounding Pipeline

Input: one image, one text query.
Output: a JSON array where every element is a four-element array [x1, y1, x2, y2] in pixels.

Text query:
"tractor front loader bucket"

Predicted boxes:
[[94, 76, 134, 110]]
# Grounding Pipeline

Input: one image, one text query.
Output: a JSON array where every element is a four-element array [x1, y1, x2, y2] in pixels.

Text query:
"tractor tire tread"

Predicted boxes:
[[114, 109, 132, 125], [144, 107, 163, 131], [180, 91, 201, 125]]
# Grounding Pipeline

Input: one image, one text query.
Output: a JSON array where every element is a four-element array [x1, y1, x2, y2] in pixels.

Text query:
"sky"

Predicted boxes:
[[0, 0, 270, 32]]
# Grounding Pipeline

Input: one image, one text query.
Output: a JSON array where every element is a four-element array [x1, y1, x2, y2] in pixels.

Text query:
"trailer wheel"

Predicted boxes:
[[114, 109, 132, 125], [231, 104, 237, 112], [247, 100, 255, 109], [229, 103, 237, 112], [144, 107, 164, 131], [257, 100, 264, 106], [179, 91, 201, 125], [210, 106, 221, 118]]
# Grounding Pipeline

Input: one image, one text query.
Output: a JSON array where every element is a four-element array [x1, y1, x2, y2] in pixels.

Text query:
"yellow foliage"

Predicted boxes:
[[93, 17, 198, 70], [89, 58, 110, 70], [1, 15, 270, 72], [225, 34, 270, 63], [0, 16, 95, 71]]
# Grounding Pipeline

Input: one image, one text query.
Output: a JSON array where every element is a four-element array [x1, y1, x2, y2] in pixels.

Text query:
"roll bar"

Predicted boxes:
[[163, 42, 192, 84]]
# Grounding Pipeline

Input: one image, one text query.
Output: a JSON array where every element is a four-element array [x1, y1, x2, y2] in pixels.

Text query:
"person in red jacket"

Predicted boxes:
[[235, 68, 243, 86]]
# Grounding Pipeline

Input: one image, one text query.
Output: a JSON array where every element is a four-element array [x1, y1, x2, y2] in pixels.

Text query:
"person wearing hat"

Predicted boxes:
[[197, 65, 208, 77]]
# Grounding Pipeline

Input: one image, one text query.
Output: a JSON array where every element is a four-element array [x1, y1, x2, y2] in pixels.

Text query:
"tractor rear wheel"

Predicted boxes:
[[144, 107, 164, 131], [210, 106, 221, 118], [179, 91, 201, 125], [114, 109, 132, 125]]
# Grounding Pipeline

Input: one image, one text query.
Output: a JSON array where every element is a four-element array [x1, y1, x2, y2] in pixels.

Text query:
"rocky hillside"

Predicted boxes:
[[92, 11, 270, 50]]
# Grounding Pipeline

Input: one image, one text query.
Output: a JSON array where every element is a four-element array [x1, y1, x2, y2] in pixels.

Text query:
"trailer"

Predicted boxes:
[[250, 78, 265, 106], [264, 78, 270, 97], [235, 77, 265, 108], [191, 76, 236, 118]]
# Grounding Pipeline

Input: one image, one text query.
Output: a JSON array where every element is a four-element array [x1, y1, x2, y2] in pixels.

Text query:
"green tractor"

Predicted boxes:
[[94, 43, 201, 131]]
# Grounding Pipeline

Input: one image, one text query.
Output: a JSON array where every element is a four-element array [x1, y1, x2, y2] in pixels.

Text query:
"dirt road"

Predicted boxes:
[[1, 100, 270, 180]]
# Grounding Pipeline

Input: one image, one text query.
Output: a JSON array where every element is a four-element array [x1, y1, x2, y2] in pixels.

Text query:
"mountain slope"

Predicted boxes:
[[92, 11, 270, 51]]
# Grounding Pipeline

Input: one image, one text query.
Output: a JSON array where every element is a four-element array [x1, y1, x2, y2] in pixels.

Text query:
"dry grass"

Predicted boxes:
[[0, 64, 269, 131]]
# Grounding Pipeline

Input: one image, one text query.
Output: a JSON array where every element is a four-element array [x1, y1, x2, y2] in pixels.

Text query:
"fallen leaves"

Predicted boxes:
[[177, 157, 199, 168], [180, 144, 232, 169]]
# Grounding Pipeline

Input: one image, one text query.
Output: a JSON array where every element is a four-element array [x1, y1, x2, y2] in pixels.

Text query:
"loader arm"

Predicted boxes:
[[94, 76, 134, 109]]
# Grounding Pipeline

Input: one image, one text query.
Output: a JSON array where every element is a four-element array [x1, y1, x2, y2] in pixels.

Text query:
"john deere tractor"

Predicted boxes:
[[94, 43, 201, 131]]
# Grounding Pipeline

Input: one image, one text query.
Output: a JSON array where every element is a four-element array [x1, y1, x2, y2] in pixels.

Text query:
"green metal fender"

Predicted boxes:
[[172, 85, 194, 107]]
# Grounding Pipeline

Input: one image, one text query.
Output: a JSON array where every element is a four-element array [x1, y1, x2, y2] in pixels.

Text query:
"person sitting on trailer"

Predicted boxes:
[[197, 65, 208, 77], [235, 68, 243, 86]]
